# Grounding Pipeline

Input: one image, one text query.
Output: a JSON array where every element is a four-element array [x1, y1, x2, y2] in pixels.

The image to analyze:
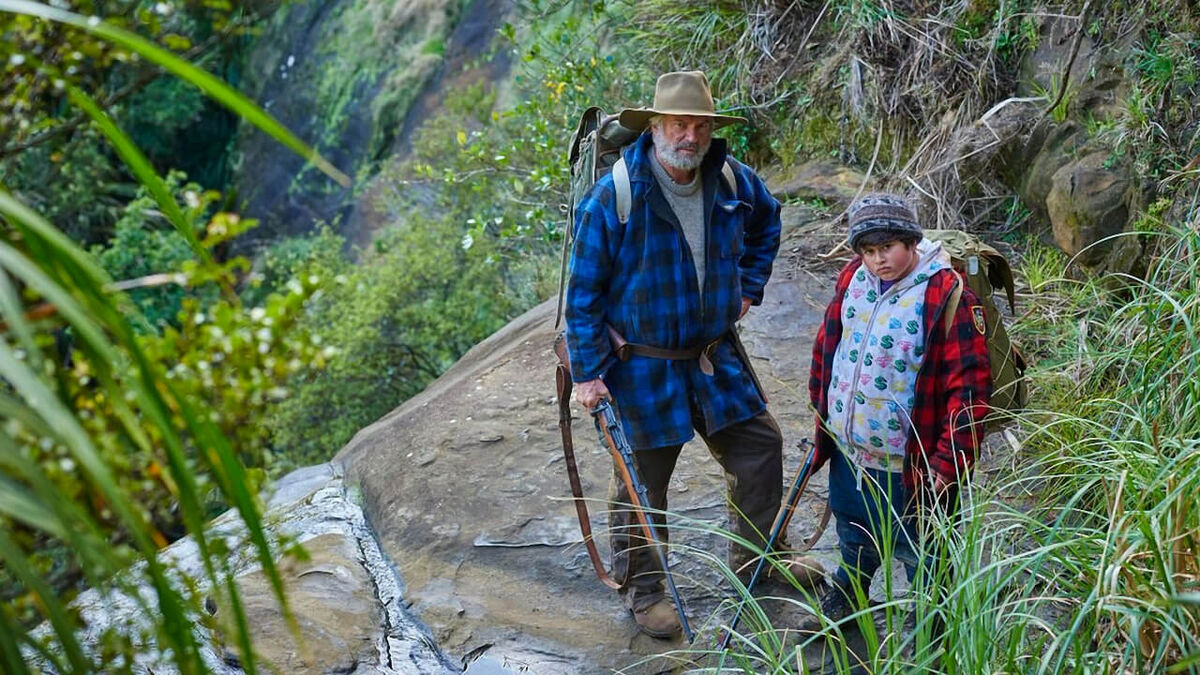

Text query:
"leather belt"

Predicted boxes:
[[607, 325, 722, 376]]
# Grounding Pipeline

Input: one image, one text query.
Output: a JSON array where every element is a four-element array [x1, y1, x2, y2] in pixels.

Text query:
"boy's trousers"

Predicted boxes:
[[827, 448, 960, 600]]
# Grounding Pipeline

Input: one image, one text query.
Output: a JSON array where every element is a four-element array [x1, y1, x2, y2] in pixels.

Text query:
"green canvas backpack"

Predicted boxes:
[[924, 229, 1029, 421]]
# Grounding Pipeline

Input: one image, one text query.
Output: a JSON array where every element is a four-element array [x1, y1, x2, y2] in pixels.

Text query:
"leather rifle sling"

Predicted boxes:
[[556, 363, 621, 590], [776, 445, 832, 552]]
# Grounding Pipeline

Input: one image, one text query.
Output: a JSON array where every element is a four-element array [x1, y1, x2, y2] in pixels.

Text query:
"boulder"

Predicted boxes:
[[1045, 151, 1135, 269], [1006, 120, 1086, 224], [765, 159, 872, 207], [1017, 15, 1129, 121]]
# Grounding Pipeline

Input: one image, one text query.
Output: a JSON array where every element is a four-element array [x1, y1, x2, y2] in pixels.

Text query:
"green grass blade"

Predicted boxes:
[[0, 476, 64, 538], [66, 86, 210, 264], [0, 605, 36, 675], [0, 192, 112, 291], [0, 432, 119, 585], [0, 273, 208, 670], [0, 0, 351, 189], [0, 270, 41, 372], [0, 528, 90, 672], [1, 189, 259, 670]]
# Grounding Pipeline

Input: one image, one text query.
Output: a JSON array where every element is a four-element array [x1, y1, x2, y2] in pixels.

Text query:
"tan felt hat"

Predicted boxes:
[[618, 71, 747, 131]]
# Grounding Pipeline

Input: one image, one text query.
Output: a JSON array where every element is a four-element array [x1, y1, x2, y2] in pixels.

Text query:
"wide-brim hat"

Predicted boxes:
[[618, 71, 747, 132]]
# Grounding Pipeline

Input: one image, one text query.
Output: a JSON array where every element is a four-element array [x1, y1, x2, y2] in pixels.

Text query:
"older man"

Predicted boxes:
[[565, 71, 808, 638]]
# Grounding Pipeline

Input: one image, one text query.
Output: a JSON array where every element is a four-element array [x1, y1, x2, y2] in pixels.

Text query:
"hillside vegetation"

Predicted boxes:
[[2, 0, 1199, 671]]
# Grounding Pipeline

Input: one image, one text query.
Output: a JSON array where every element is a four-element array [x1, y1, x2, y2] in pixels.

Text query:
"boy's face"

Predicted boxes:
[[859, 240, 918, 282]]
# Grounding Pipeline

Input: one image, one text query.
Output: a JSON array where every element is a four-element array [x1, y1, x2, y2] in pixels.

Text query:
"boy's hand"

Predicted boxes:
[[739, 297, 753, 320], [932, 473, 952, 494]]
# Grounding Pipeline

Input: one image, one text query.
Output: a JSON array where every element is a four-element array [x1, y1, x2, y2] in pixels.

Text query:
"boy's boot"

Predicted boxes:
[[797, 583, 856, 634]]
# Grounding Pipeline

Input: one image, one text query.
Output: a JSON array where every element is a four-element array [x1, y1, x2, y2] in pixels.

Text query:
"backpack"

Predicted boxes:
[[924, 229, 1029, 421], [554, 106, 737, 328]]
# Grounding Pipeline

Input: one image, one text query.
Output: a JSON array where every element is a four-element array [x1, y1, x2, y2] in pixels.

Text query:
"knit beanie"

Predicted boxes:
[[846, 193, 922, 250]]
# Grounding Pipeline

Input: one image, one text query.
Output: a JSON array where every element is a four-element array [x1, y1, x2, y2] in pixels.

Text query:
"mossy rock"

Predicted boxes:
[[1045, 150, 1136, 270]]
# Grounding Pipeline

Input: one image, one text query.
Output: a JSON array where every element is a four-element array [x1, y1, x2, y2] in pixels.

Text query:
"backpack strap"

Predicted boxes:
[[614, 157, 739, 224], [614, 157, 632, 224], [721, 160, 739, 200], [944, 269, 965, 337]]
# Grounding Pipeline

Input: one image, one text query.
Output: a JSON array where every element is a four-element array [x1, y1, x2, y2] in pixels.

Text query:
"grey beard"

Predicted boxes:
[[651, 127, 709, 172]]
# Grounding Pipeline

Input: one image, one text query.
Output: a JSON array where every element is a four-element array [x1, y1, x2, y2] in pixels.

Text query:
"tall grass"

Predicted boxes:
[[0, 0, 347, 670]]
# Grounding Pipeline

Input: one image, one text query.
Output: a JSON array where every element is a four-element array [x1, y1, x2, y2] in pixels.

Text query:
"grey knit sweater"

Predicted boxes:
[[649, 151, 706, 293]]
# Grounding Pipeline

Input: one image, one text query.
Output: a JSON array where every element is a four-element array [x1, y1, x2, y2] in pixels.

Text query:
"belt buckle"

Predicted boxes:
[[698, 337, 721, 376]]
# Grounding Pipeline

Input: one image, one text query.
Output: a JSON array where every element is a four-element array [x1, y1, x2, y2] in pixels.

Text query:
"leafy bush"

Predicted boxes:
[[263, 217, 519, 467], [0, 0, 349, 669], [90, 172, 212, 333]]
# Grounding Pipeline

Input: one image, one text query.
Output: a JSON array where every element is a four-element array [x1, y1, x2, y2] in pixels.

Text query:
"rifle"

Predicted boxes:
[[718, 438, 822, 652], [592, 399, 695, 643]]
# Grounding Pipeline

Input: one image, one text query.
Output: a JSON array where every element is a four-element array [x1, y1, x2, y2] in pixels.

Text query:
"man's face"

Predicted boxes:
[[651, 115, 713, 171], [860, 239, 919, 282]]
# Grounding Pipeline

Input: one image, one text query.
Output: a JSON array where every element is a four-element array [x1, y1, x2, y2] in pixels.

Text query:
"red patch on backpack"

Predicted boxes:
[[971, 305, 986, 335]]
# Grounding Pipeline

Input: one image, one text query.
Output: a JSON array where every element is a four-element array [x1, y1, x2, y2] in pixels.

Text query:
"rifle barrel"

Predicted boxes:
[[718, 438, 816, 652]]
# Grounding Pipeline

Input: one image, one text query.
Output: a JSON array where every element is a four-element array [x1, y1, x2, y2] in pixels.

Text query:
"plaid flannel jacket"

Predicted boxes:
[[565, 132, 782, 450], [809, 257, 992, 488]]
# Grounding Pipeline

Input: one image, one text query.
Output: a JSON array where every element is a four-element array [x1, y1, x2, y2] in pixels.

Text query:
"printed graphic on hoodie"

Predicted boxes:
[[826, 239, 950, 473]]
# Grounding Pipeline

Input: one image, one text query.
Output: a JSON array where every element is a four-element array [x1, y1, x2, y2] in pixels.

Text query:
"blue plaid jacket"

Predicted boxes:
[[565, 132, 782, 449]]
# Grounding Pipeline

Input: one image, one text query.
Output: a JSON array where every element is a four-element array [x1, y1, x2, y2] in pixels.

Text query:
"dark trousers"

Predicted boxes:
[[828, 449, 959, 614], [608, 408, 783, 611]]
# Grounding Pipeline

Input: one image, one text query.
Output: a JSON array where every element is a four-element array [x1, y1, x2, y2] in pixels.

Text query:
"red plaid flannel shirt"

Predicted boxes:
[[809, 257, 991, 489]]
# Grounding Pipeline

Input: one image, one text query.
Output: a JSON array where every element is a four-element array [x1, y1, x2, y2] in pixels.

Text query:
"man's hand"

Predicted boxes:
[[575, 378, 610, 410], [739, 297, 753, 320]]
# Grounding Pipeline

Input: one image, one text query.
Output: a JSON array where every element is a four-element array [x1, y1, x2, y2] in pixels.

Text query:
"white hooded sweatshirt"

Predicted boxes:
[[824, 238, 953, 474]]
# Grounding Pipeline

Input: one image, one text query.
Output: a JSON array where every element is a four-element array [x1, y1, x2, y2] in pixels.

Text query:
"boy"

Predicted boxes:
[[801, 193, 991, 632]]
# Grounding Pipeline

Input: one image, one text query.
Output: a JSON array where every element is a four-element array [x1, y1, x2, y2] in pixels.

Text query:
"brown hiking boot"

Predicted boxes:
[[631, 599, 682, 639], [771, 551, 826, 588]]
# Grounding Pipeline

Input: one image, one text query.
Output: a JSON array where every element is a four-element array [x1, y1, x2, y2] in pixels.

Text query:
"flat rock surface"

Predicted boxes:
[[336, 212, 855, 673], [47, 463, 455, 675], [213, 531, 381, 674]]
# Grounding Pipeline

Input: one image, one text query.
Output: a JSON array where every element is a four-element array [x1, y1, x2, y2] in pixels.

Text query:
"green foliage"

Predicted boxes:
[[0, 186, 287, 673], [263, 218, 517, 467], [91, 172, 213, 332], [143, 265, 331, 480], [0, 126, 128, 243], [0, 0, 259, 244], [258, 0, 644, 467], [239, 226, 349, 308], [1003, 216, 1200, 670], [0, 0, 350, 669]]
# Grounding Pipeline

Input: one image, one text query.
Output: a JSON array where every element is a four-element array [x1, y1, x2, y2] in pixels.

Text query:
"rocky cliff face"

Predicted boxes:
[[231, 0, 514, 250]]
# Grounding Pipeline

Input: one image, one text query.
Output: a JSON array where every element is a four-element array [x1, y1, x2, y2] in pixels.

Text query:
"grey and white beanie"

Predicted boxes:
[[846, 193, 922, 250]]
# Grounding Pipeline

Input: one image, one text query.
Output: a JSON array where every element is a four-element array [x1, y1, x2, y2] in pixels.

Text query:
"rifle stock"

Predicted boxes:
[[592, 399, 695, 643]]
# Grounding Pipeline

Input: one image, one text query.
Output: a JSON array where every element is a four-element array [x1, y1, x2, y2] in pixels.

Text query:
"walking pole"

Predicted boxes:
[[592, 399, 695, 643], [717, 438, 818, 652]]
